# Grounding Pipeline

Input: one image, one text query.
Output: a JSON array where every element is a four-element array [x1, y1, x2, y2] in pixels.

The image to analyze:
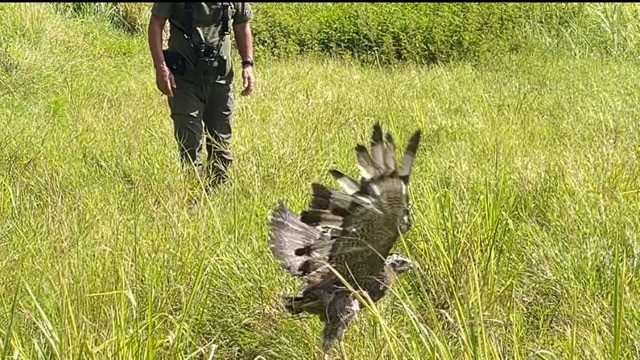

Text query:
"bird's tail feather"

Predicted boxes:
[[352, 122, 422, 186], [328, 169, 360, 195], [398, 129, 422, 184], [300, 183, 372, 227], [269, 200, 332, 277], [354, 122, 399, 181]]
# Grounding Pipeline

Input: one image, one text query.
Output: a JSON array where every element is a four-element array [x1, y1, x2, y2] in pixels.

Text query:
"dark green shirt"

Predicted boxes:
[[152, 2, 253, 84]]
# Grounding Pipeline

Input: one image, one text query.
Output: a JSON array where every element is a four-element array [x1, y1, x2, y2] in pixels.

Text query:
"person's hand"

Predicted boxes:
[[155, 64, 176, 97], [241, 65, 255, 96]]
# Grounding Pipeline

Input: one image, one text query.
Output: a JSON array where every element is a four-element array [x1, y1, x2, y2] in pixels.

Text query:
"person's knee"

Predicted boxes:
[[204, 89, 234, 130], [172, 112, 202, 158], [203, 112, 233, 148]]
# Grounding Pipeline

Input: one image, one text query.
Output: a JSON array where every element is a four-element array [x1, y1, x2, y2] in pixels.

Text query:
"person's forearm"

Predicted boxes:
[[148, 14, 168, 69], [233, 22, 254, 62]]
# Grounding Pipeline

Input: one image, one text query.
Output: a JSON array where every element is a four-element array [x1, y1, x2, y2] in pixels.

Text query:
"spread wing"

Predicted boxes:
[[269, 122, 422, 293]]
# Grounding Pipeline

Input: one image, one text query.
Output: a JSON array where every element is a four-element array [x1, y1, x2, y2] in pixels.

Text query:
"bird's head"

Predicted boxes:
[[385, 253, 418, 275]]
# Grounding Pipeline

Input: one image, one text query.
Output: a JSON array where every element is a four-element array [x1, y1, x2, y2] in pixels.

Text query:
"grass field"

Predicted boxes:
[[1, 3, 640, 360]]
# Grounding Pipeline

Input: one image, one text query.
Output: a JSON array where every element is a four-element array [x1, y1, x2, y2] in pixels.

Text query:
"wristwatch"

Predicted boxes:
[[241, 58, 254, 68]]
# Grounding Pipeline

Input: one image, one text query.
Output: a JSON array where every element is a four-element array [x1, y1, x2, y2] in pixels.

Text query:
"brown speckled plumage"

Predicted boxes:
[[269, 123, 421, 355]]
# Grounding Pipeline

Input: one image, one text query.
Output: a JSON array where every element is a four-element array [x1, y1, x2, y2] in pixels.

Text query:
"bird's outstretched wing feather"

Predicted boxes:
[[269, 200, 333, 277], [268, 122, 421, 354], [269, 122, 422, 291]]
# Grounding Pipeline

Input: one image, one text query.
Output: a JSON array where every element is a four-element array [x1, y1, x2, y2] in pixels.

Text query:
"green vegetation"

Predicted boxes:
[[1, 2, 639, 360], [46, 2, 640, 65], [250, 2, 640, 65], [45, 3, 640, 65]]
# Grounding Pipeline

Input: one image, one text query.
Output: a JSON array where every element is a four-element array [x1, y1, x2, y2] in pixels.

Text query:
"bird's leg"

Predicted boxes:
[[322, 332, 335, 360], [339, 339, 348, 360]]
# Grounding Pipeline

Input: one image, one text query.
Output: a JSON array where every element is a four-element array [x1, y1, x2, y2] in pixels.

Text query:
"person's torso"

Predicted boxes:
[[167, 2, 236, 83]]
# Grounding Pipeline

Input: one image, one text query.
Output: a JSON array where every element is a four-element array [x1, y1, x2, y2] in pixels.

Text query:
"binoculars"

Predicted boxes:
[[198, 44, 227, 77]]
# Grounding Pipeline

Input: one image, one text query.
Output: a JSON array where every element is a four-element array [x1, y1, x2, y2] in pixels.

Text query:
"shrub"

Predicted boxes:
[[250, 3, 640, 65], [52, 3, 640, 65], [53, 2, 151, 35]]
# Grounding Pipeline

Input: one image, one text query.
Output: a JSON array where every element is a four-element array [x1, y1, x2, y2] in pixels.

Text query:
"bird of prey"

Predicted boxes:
[[268, 122, 422, 358]]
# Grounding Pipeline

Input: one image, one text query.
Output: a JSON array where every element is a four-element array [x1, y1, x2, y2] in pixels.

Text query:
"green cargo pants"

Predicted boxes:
[[167, 72, 234, 184]]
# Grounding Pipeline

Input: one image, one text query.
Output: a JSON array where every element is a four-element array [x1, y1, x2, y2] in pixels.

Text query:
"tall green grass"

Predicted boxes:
[[250, 2, 640, 64], [1, 2, 640, 360], [46, 3, 640, 65]]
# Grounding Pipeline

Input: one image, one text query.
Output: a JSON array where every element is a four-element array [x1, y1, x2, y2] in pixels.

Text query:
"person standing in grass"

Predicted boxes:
[[148, 3, 256, 189]]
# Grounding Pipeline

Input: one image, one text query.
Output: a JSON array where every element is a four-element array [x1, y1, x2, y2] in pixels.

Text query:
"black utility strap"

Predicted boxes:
[[183, 2, 193, 41], [168, 2, 231, 56], [219, 3, 230, 38], [167, 2, 195, 48]]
